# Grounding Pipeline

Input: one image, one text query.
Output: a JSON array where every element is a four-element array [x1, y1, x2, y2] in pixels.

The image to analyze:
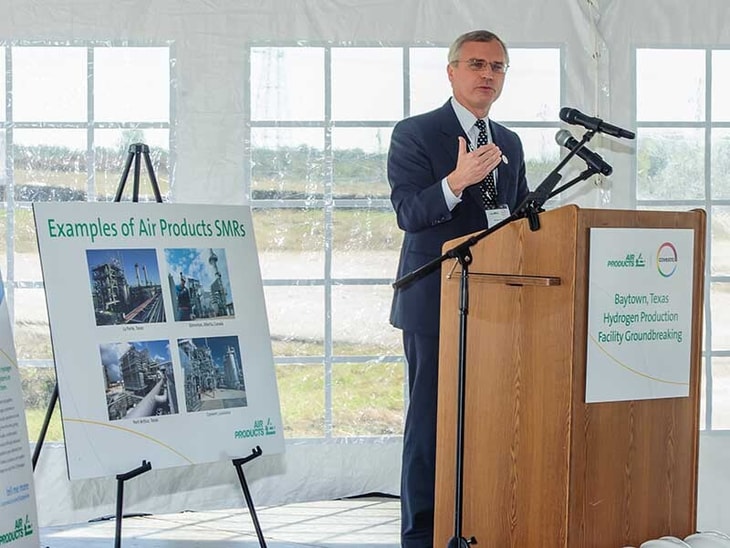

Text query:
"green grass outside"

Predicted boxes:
[[3, 201, 401, 255], [22, 361, 404, 442], [25, 406, 64, 443], [9, 164, 405, 443], [13, 168, 171, 197]]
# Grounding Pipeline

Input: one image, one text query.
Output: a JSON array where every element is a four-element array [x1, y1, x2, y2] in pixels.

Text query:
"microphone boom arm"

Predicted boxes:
[[548, 167, 600, 200], [513, 129, 596, 231], [393, 129, 598, 290]]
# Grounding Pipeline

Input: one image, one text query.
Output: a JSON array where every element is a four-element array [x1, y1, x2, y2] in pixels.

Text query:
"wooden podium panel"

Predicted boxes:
[[433, 205, 706, 547]]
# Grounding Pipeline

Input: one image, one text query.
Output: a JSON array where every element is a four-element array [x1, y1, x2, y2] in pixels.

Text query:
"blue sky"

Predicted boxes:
[[86, 248, 162, 286], [177, 335, 242, 370], [100, 339, 171, 382], [164, 248, 233, 298]]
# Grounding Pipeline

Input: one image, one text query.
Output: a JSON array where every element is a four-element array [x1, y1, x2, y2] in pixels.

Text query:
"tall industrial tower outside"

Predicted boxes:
[[208, 248, 230, 316], [222, 345, 244, 390]]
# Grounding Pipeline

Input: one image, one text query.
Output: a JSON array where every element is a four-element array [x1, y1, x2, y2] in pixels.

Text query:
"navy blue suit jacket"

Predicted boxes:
[[389, 100, 530, 336]]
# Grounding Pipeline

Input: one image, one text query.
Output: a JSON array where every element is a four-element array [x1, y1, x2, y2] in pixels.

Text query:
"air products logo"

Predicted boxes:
[[656, 242, 678, 277], [0, 515, 34, 545], [606, 252, 646, 268], [234, 418, 277, 439]]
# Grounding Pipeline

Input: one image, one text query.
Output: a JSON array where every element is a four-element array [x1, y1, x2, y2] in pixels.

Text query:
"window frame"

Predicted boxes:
[[1, 40, 176, 368], [245, 41, 565, 440]]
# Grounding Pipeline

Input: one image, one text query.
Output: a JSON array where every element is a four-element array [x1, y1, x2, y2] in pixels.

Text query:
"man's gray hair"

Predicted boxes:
[[448, 30, 509, 64]]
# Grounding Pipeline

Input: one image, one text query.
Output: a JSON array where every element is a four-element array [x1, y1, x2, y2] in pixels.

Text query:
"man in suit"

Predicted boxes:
[[389, 30, 530, 547]]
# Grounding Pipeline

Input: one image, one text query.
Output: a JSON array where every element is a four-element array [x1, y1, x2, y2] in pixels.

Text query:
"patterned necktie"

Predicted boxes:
[[474, 119, 497, 209]]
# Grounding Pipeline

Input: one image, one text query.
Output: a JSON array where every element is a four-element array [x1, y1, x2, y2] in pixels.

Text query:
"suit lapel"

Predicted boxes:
[[489, 121, 515, 203], [434, 102, 515, 209], [436, 104, 484, 208], [437, 101, 468, 166], [435, 101, 499, 208]]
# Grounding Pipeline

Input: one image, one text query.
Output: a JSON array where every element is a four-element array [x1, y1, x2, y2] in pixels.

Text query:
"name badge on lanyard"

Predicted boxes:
[[485, 204, 510, 227]]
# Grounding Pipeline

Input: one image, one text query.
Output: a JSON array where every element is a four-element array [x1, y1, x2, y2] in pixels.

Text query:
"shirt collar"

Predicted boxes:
[[449, 97, 491, 143]]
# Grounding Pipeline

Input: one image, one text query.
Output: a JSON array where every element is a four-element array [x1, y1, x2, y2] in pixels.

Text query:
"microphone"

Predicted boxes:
[[555, 130, 613, 176], [559, 107, 635, 139]]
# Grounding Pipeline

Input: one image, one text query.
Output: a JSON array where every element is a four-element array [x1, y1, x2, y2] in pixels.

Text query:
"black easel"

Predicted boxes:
[[33, 142, 162, 468], [232, 446, 268, 547], [393, 131, 601, 547], [33, 143, 162, 547], [34, 142, 270, 546], [114, 460, 153, 548], [115, 142, 163, 203], [31, 383, 57, 470]]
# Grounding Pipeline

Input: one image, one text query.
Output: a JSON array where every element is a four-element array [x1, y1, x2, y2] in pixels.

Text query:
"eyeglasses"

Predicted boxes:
[[452, 58, 509, 74]]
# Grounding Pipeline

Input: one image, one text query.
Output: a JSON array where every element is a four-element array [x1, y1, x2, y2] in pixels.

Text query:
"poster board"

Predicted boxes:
[[586, 227, 694, 403], [33, 202, 284, 480], [0, 269, 40, 547]]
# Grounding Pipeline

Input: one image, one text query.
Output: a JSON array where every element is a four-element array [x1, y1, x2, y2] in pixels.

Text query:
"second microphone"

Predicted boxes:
[[555, 129, 613, 176]]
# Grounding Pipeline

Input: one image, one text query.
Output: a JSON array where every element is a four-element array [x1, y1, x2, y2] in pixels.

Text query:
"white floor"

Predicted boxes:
[[39, 498, 401, 547]]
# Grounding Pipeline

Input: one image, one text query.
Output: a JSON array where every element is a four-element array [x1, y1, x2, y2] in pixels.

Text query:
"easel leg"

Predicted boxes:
[[142, 147, 163, 203], [115, 475, 125, 548], [114, 143, 163, 203], [232, 446, 267, 547], [114, 460, 152, 548], [31, 382, 58, 471]]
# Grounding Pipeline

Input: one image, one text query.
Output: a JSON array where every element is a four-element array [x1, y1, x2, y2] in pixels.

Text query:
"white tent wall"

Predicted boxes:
[[600, 0, 730, 533], [1, 0, 728, 532]]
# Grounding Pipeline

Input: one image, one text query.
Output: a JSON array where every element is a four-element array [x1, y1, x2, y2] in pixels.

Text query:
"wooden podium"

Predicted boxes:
[[433, 205, 706, 547]]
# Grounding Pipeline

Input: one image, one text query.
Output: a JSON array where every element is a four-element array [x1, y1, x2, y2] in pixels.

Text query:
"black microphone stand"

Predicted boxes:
[[393, 129, 596, 289], [515, 129, 596, 232], [548, 166, 600, 200], [392, 130, 598, 547]]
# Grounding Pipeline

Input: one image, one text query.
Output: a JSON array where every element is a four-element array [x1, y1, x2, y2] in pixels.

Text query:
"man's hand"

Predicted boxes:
[[446, 136, 502, 196]]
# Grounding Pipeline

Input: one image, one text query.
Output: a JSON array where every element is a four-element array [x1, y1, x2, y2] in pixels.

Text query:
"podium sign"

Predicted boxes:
[[0, 270, 40, 547], [586, 228, 694, 403]]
